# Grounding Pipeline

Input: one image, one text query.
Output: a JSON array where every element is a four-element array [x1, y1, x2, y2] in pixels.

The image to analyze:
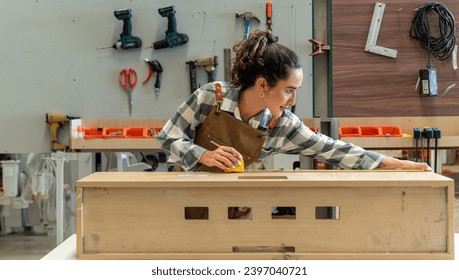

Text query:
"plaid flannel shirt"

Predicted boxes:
[[157, 82, 385, 171]]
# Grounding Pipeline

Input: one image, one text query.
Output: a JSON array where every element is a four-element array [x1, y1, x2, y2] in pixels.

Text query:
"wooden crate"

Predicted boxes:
[[76, 171, 455, 260]]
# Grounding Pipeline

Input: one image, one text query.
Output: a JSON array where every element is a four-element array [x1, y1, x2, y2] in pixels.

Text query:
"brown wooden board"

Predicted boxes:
[[332, 1, 459, 117], [76, 171, 454, 260]]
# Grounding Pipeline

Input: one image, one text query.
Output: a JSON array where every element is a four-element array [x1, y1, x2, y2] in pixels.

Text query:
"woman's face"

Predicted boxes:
[[264, 68, 303, 117]]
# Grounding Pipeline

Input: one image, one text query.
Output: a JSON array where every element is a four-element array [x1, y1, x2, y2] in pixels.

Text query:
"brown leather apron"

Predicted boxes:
[[194, 83, 277, 172], [189, 83, 277, 219]]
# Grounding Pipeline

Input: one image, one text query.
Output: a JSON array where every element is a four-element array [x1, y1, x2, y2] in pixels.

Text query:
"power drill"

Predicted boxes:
[[97, 9, 142, 50], [147, 6, 189, 49]]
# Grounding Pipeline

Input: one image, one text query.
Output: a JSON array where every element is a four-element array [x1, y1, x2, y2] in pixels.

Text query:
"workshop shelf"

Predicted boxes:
[[70, 119, 168, 151], [340, 125, 402, 138]]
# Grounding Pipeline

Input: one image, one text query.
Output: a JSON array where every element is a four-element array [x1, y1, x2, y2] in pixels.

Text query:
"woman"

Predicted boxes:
[[157, 30, 429, 172]]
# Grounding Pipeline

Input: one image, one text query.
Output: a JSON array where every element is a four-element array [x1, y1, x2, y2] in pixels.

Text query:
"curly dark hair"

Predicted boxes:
[[231, 29, 301, 90]]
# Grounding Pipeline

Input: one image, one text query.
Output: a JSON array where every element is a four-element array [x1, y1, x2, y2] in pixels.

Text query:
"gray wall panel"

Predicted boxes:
[[0, 0, 312, 152]]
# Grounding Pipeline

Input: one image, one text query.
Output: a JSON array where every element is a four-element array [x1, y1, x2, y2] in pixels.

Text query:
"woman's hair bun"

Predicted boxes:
[[267, 32, 279, 43]]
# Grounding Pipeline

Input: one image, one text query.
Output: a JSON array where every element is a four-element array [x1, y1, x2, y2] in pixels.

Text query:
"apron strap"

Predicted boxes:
[[214, 83, 223, 113]]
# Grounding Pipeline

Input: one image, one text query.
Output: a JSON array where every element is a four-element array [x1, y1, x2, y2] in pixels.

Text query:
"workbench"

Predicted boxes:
[[75, 171, 455, 260]]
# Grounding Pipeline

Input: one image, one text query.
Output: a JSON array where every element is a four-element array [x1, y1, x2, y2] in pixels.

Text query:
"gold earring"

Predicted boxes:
[[260, 92, 265, 98]]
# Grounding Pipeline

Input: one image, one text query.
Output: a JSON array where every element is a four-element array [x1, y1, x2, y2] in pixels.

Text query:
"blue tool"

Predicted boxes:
[[236, 12, 260, 40]]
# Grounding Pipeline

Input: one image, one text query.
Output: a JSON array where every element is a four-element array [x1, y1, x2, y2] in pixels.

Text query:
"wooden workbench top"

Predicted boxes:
[[76, 170, 453, 188]]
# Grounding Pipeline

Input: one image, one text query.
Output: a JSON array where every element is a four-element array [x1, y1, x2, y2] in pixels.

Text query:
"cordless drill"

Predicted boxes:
[[97, 9, 142, 50], [148, 6, 189, 49]]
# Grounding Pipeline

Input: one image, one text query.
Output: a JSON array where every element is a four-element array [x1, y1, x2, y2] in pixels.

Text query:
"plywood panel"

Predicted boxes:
[[76, 171, 455, 259], [332, 1, 459, 117]]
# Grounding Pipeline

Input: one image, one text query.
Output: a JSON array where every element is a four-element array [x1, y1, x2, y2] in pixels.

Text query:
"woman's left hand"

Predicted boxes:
[[377, 157, 432, 171]]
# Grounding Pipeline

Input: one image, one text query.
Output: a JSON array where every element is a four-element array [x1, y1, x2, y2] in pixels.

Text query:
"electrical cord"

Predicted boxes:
[[410, 2, 456, 61]]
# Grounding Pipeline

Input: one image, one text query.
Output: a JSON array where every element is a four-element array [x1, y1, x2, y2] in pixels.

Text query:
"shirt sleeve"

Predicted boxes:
[[156, 85, 215, 171], [266, 113, 385, 170]]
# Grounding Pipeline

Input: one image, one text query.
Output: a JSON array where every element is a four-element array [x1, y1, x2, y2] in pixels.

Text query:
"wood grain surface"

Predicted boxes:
[[332, 1, 459, 117]]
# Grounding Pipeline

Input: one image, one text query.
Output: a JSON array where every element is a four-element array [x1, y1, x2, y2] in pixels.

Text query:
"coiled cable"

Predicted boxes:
[[410, 2, 456, 61]]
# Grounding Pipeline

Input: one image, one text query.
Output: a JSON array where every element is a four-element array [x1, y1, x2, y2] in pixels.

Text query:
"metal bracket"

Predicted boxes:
[[365, 2, 397, 59]]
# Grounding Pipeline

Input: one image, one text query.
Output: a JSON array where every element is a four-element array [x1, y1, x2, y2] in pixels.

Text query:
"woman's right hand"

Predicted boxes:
[[199, 146, 243, 171]]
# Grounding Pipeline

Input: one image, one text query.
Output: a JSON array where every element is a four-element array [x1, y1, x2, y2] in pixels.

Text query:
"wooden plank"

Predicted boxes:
[[75, 171, 450, 188], [71, 138, 161, 151], [80, 119, 168, 128], [76, 252, 454, 260]]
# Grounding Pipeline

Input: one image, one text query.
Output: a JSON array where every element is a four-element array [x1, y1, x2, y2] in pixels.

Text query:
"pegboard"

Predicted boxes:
[[0, 0, 312, 153]]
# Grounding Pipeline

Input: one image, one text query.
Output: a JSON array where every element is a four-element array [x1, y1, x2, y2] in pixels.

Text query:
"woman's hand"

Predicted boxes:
[[377, 157, 432, 171], [199, 146, 243, 171]]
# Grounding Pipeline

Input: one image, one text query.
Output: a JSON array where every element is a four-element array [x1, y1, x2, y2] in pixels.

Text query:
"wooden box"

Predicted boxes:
[[76, 171, 455, 260]]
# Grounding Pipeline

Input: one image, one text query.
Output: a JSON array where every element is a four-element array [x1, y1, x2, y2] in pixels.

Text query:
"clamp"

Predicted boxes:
[[308, 39, 330, 56]]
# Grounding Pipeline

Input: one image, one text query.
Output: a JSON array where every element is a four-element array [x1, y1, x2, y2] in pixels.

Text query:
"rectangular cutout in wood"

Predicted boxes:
[[233, 246, 295, 253], [238, 175, 288, 180], [272, 206, 296, 219], [184, 207, 209, 220], [315, 206, 340, 220], [228, 207, 252, 219]]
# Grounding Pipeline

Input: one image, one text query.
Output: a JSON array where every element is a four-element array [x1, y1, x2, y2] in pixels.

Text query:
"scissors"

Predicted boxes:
[[119, 68, 137, 115]]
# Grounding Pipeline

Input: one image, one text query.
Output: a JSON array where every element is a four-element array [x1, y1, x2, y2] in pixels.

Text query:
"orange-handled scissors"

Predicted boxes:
[[119, 68, 137, 115]]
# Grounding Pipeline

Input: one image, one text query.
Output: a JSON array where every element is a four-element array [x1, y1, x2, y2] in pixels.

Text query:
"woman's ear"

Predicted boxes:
[[255, 77, 268, 91]]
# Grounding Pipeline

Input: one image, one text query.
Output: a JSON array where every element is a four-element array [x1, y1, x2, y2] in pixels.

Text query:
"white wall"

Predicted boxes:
[[0, 0, 312, 153]]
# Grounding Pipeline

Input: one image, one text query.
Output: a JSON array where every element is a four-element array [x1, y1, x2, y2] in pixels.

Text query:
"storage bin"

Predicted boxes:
[[380, 126, 402, 137], [339, 126, 361, 137], [146, 128, 162, 138], [360, 126, 382, 137], [102, 128, 127, 138], [84, 128, 104, 139], [126, 127, 148, 138], [309, 127, 319, 133]]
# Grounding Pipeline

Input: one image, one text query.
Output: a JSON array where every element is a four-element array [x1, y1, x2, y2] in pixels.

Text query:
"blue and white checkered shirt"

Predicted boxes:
[[157, 82, 385, 171]]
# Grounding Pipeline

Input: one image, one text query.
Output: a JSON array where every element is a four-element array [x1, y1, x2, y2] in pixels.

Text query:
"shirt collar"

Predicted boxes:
[[221, 85, 273, 130]]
